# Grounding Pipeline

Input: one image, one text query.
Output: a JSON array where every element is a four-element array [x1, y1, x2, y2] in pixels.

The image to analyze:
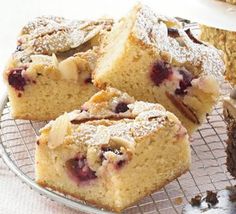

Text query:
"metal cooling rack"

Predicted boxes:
[[0, 82, 235, 214], [1, 23, 235, 214]]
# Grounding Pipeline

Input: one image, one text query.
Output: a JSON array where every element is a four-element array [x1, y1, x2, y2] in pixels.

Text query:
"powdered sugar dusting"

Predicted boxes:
[[72, 118, 166, 147], [17, 16, 113, 56], [70, 100, 170, 147], [133, 5, 225, 76]]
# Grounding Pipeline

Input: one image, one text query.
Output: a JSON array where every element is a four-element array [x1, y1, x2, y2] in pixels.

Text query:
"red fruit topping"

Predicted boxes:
[[150, 61, 173, 86], [16, 45, 23, 52], [175, 69, 193, 95], [66, 154, 97, 182], [115, 102, 129, 113], [116, 160, 126, 169], [8, 67, 27, 91], [84, 77, 92, 84]]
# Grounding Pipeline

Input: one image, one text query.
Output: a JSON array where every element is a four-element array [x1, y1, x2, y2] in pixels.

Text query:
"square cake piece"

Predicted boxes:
[[3, 16, 113, 120], [35, 88, 191, 212], [94, 4, 224, 134], [201, 25, 236, 85]]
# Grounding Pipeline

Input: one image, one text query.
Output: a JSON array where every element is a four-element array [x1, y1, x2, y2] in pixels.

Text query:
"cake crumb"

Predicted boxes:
[[206, 191, 218, 205], [190, 195, 202, 206]]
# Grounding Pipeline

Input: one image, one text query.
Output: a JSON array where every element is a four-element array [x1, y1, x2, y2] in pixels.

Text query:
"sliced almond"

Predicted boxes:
[[86, 146, 101, 171], [192, 76, 219, 95], [52, 53, 59, 68], [30, 54, 52, 64], [93, 126, 110, 145], [58, 57, 78, 81], [48, 112, 71, 149], [129, 101, 164, 115], [67, 110, 83, 121], [166, 92, 200, 124], [136, 110, 165, 121], [110, 136, 135, 152]]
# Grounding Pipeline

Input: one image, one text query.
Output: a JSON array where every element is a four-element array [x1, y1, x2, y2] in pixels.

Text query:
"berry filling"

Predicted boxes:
[[66, 154, 97, 183], [116, 160, 126, 169], [16, 45, 23, 52], [100, 147, 126, 169], [115, 102, 129, 113], [8, 67, 27, 91], [150, 60, 173, 86], [84, 77, 92, 84], [175, 69, 193, 95]]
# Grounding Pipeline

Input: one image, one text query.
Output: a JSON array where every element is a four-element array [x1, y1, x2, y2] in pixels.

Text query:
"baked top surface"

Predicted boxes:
[[40, 88, 185, 150], [7, 16, 113, 71], [131, 5, 225, 76]]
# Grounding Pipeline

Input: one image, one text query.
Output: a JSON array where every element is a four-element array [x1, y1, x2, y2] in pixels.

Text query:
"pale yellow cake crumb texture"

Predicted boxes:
[[35, 88, 191, 212], [94, 4, 222, 134], [3, 16, 113, 120], [5, 53, 98, 120], [201, 25, 236, 85]]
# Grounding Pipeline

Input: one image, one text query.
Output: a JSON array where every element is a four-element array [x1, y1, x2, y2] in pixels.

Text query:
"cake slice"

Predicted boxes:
[[223, 89, 236, 178], [200, 25, 236, 85], [94, 4, 224, 134], [35, 88, 191, 212], [3, 16, 113, 120]]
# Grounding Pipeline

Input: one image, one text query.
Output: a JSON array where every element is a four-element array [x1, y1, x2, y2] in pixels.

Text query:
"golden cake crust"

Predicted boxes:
[[116, 4, 224, 75], [38, 168, 188, 213]]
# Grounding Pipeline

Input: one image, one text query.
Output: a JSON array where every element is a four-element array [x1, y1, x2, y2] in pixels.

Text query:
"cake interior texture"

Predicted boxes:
[[35, 88, 191, 212], [3, 16, 113, 120], [94, 4, 223, 134], [201, 25, 236, 85]]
